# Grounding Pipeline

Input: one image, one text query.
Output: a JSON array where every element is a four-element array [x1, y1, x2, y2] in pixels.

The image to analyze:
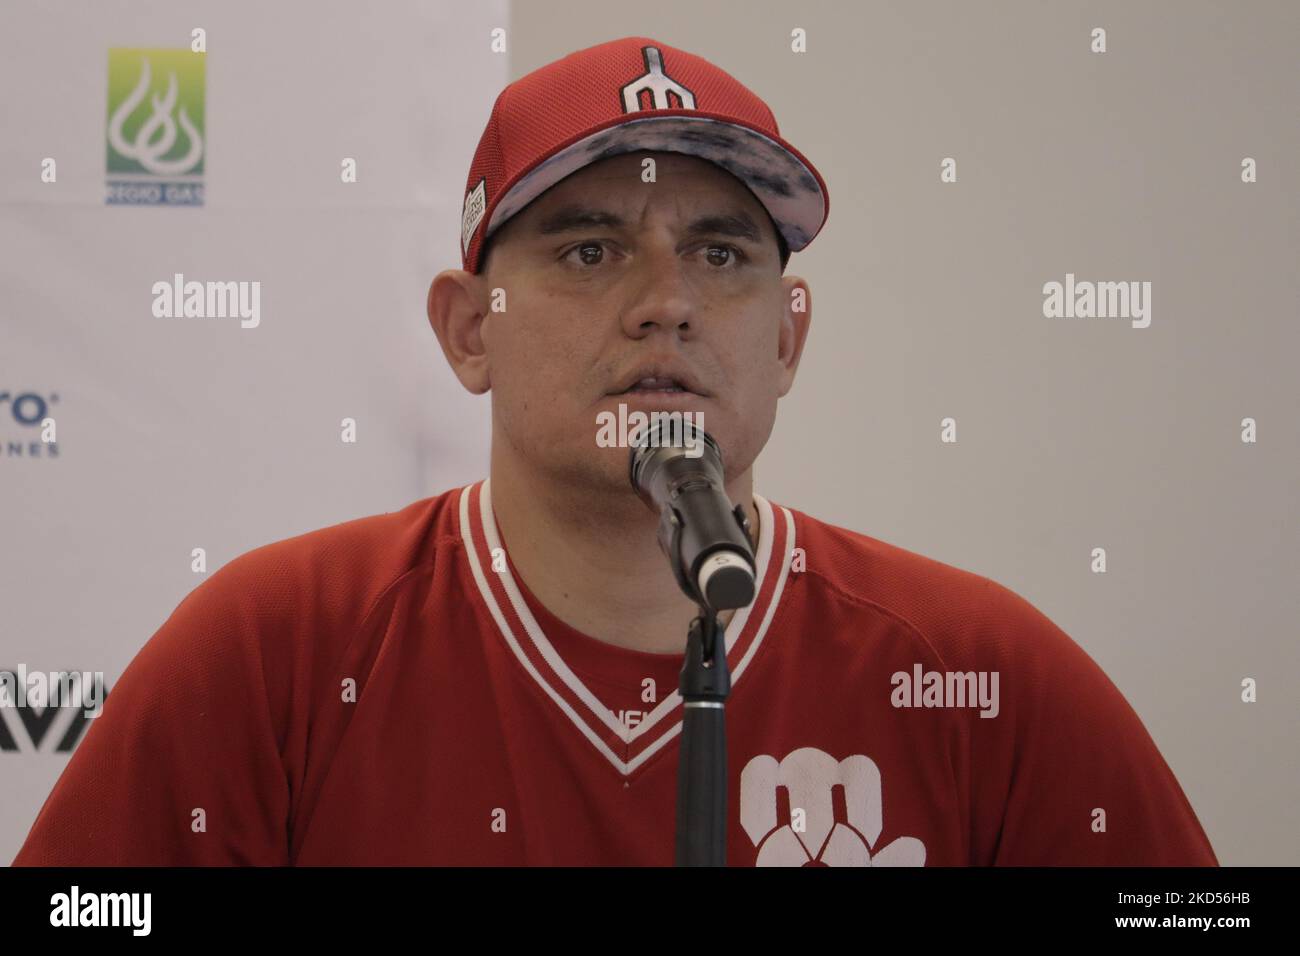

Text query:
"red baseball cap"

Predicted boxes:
[[459, 36, 830, 274]]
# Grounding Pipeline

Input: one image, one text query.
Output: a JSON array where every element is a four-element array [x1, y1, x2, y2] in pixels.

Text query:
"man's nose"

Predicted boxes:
[[618, 239, 696, 339]]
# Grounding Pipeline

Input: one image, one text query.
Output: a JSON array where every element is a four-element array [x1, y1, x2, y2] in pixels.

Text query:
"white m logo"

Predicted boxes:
[[740, 747, 926, 866], [621, 46, 696, 112]]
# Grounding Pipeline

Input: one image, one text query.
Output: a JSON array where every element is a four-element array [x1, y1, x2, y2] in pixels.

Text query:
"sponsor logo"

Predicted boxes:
[[0, 668, 108, 752], [106, 48, 205, 206], [0, 390, 60, 459]]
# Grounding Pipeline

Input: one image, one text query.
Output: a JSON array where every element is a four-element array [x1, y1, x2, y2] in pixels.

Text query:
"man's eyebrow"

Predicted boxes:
[[534, 206, 628, 235], [532, 205, 765, 244], [683, 212, 763, 244]]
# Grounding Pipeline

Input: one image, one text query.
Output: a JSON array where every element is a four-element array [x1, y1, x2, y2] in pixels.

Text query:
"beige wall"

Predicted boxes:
[[509, 1, 1299, 865]]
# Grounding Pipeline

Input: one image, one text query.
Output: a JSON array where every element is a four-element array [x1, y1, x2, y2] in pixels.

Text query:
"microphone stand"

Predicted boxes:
[[629, 423, 753, 866], [675, 605, 731, 866], [659, 500, 751, 866]]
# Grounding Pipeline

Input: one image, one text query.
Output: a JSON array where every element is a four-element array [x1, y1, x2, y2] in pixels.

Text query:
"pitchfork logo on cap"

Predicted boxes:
[[620, 46, 696, 112]]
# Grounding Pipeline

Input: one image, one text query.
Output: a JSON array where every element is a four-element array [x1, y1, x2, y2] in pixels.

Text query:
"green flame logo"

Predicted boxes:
[[106, 49, 205, 176]]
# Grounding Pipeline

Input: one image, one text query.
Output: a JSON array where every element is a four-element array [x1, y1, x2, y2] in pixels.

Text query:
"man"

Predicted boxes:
[[13, 36, 1215, 866]]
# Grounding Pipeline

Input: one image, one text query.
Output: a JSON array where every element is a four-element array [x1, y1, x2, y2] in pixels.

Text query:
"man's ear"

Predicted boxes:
[[776, 275, 812, 398], [427, 269, 491, 395]]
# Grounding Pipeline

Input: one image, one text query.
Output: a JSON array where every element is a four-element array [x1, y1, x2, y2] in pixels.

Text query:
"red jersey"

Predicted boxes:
[[12, 480, 1217, 866]]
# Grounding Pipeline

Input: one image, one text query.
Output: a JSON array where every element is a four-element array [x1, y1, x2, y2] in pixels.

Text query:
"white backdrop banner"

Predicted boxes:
[[0, 1, 503, 860]]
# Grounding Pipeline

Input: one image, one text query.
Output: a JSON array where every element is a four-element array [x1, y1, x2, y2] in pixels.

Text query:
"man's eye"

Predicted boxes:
[[559, 241, 747, 269], [703, 244, 746, 268], [561, 241, 610, 267]]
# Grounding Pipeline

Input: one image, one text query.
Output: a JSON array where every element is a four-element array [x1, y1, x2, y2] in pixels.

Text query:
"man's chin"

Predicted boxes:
[[535, 442, 644, 497], [596, 390, 711, 415]]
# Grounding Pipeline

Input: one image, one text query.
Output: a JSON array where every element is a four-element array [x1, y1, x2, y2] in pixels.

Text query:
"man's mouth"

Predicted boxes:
[[607, 363, 709, 398], [620, 377, 689, 394]]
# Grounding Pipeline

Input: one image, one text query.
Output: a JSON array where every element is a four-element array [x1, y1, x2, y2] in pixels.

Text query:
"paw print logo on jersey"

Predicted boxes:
[[740, 747, 926, 866]]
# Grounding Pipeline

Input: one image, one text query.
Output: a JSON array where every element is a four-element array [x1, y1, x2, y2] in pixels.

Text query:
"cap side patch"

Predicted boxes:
[[462, 177, 487, 258]]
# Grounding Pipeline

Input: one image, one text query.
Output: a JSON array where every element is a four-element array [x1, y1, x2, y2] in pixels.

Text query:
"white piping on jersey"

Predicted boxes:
[[458, 478, 794, 777], [478, 477, 780, 743], [459, 481, 628, 773], [621, 502, 794, 776]]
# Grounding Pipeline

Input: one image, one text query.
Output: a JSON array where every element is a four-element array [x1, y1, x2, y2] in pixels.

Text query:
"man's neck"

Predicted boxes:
[[487, 448, 759, 656]]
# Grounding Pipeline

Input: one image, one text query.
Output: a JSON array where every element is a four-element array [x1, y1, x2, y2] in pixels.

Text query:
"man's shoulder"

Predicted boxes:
[[226, 489, 455, 577], [177, 486, 467, 635], [781, 503, 1074, 673]]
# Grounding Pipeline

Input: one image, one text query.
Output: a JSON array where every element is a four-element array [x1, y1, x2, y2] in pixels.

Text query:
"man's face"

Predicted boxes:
[[462, 150, 810, 497]]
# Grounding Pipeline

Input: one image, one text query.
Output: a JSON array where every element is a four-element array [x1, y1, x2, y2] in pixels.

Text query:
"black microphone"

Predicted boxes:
[[628, 420, 756, 612]]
